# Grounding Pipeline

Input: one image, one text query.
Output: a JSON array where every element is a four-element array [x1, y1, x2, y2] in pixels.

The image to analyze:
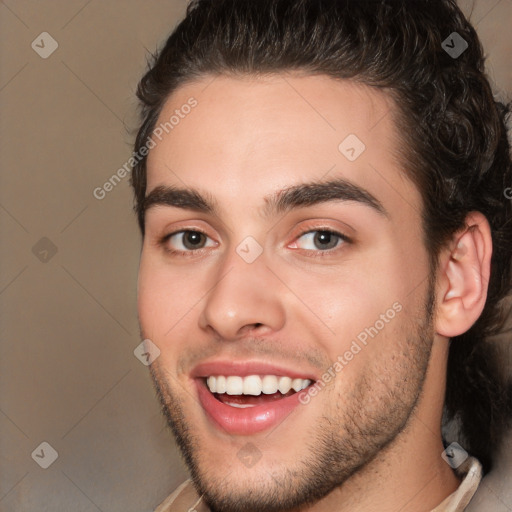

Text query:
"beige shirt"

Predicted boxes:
[[155, 457, 482, 512]]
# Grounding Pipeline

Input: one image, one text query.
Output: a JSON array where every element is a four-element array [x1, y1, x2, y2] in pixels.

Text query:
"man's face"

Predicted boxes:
[[137, 74, 434, 511]]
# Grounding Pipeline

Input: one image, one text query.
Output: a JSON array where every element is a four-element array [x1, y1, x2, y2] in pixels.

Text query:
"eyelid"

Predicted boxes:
[[288, 225, 351, 255], [159, 228, 217, 257]]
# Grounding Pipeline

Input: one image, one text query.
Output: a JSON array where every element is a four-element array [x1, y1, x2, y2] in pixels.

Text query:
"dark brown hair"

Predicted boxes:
[[130, 0, 512, 474]]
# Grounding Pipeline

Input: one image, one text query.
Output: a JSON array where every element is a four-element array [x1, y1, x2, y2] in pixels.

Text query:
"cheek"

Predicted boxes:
[[137, 252, 196, 341], [281, 260, 404, 341], [280, 247, 422, 372]]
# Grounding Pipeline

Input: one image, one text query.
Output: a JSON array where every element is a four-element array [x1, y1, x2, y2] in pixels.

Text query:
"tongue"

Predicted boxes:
[[215, 391, 296, 405]]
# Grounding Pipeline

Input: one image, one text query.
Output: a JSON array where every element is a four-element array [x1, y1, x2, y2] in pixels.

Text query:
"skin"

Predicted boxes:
[[136, 74, 491, 512]]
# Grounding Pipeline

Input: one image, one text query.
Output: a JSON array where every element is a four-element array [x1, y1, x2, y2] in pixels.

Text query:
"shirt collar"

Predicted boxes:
[[430, 457, 482, 512], [156, 457, 483, 512]]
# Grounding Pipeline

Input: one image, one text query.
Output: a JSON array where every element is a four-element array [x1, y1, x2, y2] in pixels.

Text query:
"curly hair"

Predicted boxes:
[[130, 0, 512, 474]]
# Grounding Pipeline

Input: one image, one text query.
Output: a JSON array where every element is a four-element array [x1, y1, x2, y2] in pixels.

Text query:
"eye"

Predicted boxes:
[[162, 230, 217, 254], [159, 228, 349, 258], [290, 229, 349, 253]]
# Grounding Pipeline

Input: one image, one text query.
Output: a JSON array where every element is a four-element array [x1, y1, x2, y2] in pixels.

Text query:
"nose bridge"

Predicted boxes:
[[198, 243, 285, 339]]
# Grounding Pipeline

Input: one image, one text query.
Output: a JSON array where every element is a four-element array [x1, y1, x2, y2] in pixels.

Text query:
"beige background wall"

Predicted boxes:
[[0, 1, 510, 511]]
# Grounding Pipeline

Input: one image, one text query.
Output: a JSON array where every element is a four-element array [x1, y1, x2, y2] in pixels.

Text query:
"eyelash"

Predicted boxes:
[[158, 227, 352, 259]]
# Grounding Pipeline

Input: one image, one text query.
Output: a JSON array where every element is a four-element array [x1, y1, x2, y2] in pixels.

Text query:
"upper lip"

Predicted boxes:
[[190, 359, 318, 381]]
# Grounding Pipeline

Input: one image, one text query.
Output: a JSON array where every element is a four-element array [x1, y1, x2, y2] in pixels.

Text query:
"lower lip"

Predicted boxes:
[[195, 379, 305, 435]]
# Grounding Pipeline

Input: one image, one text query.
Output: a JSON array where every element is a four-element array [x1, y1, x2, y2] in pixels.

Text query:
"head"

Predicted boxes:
[[131, 0, 512, 510]]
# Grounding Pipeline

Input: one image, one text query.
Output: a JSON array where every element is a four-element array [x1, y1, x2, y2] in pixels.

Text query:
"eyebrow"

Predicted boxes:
[[142, 178, 388, 221]]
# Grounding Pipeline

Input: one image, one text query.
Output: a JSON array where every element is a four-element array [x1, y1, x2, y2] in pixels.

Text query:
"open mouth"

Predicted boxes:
[[191, 360, 318, 434], [206, 375, 312, 408]]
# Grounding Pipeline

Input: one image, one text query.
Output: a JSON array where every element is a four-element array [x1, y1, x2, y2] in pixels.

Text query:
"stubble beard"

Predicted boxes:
[[148, 286, 436, 512]]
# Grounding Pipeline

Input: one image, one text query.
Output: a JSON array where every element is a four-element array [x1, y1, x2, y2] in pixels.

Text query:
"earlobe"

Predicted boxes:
[[436, 212, 492, 338]]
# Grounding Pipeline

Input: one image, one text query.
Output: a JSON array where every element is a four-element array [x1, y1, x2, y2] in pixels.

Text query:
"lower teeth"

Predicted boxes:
[[213, 390, 296, 409], [225, 402, 257, 408]]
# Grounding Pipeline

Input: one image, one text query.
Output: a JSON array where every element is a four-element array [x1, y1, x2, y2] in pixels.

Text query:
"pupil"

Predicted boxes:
[[315, 231, 336, 249], [184, 231, 204, 249]]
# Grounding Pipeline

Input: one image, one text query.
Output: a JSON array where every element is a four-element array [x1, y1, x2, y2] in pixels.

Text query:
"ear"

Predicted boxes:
[[435, 211, 492, 338]]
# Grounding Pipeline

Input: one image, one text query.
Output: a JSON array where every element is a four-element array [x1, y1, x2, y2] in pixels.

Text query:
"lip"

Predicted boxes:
[[195, 378, 310, 435], [191, 360, 318, 381]]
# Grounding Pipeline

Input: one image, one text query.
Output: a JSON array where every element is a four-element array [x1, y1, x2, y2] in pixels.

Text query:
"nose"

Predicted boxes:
[[198, 248, 286, 341]]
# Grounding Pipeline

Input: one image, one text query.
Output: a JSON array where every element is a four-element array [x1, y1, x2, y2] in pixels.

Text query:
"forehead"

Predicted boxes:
[[145, 73, 421, 223]]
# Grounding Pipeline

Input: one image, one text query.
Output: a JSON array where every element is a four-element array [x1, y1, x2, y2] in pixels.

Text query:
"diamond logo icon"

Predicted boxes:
[[31, 32, 59, 59], [441, 442, 468, 469], [237, 442, 262, 468], [134, 339, 160, 366], [338, 134, 366, 161], [236, 236, 263, 264], [31, 441, 58, 469], [32, 237, 58, 263], [441, 32, 468, 59]]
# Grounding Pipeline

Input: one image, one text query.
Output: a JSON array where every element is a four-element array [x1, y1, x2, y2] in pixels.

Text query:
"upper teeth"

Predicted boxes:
[[206, 375, 312, 395]]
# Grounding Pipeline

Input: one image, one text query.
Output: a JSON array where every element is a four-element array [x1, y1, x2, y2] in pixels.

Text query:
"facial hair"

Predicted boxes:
[[148, 283, 436, 512]]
